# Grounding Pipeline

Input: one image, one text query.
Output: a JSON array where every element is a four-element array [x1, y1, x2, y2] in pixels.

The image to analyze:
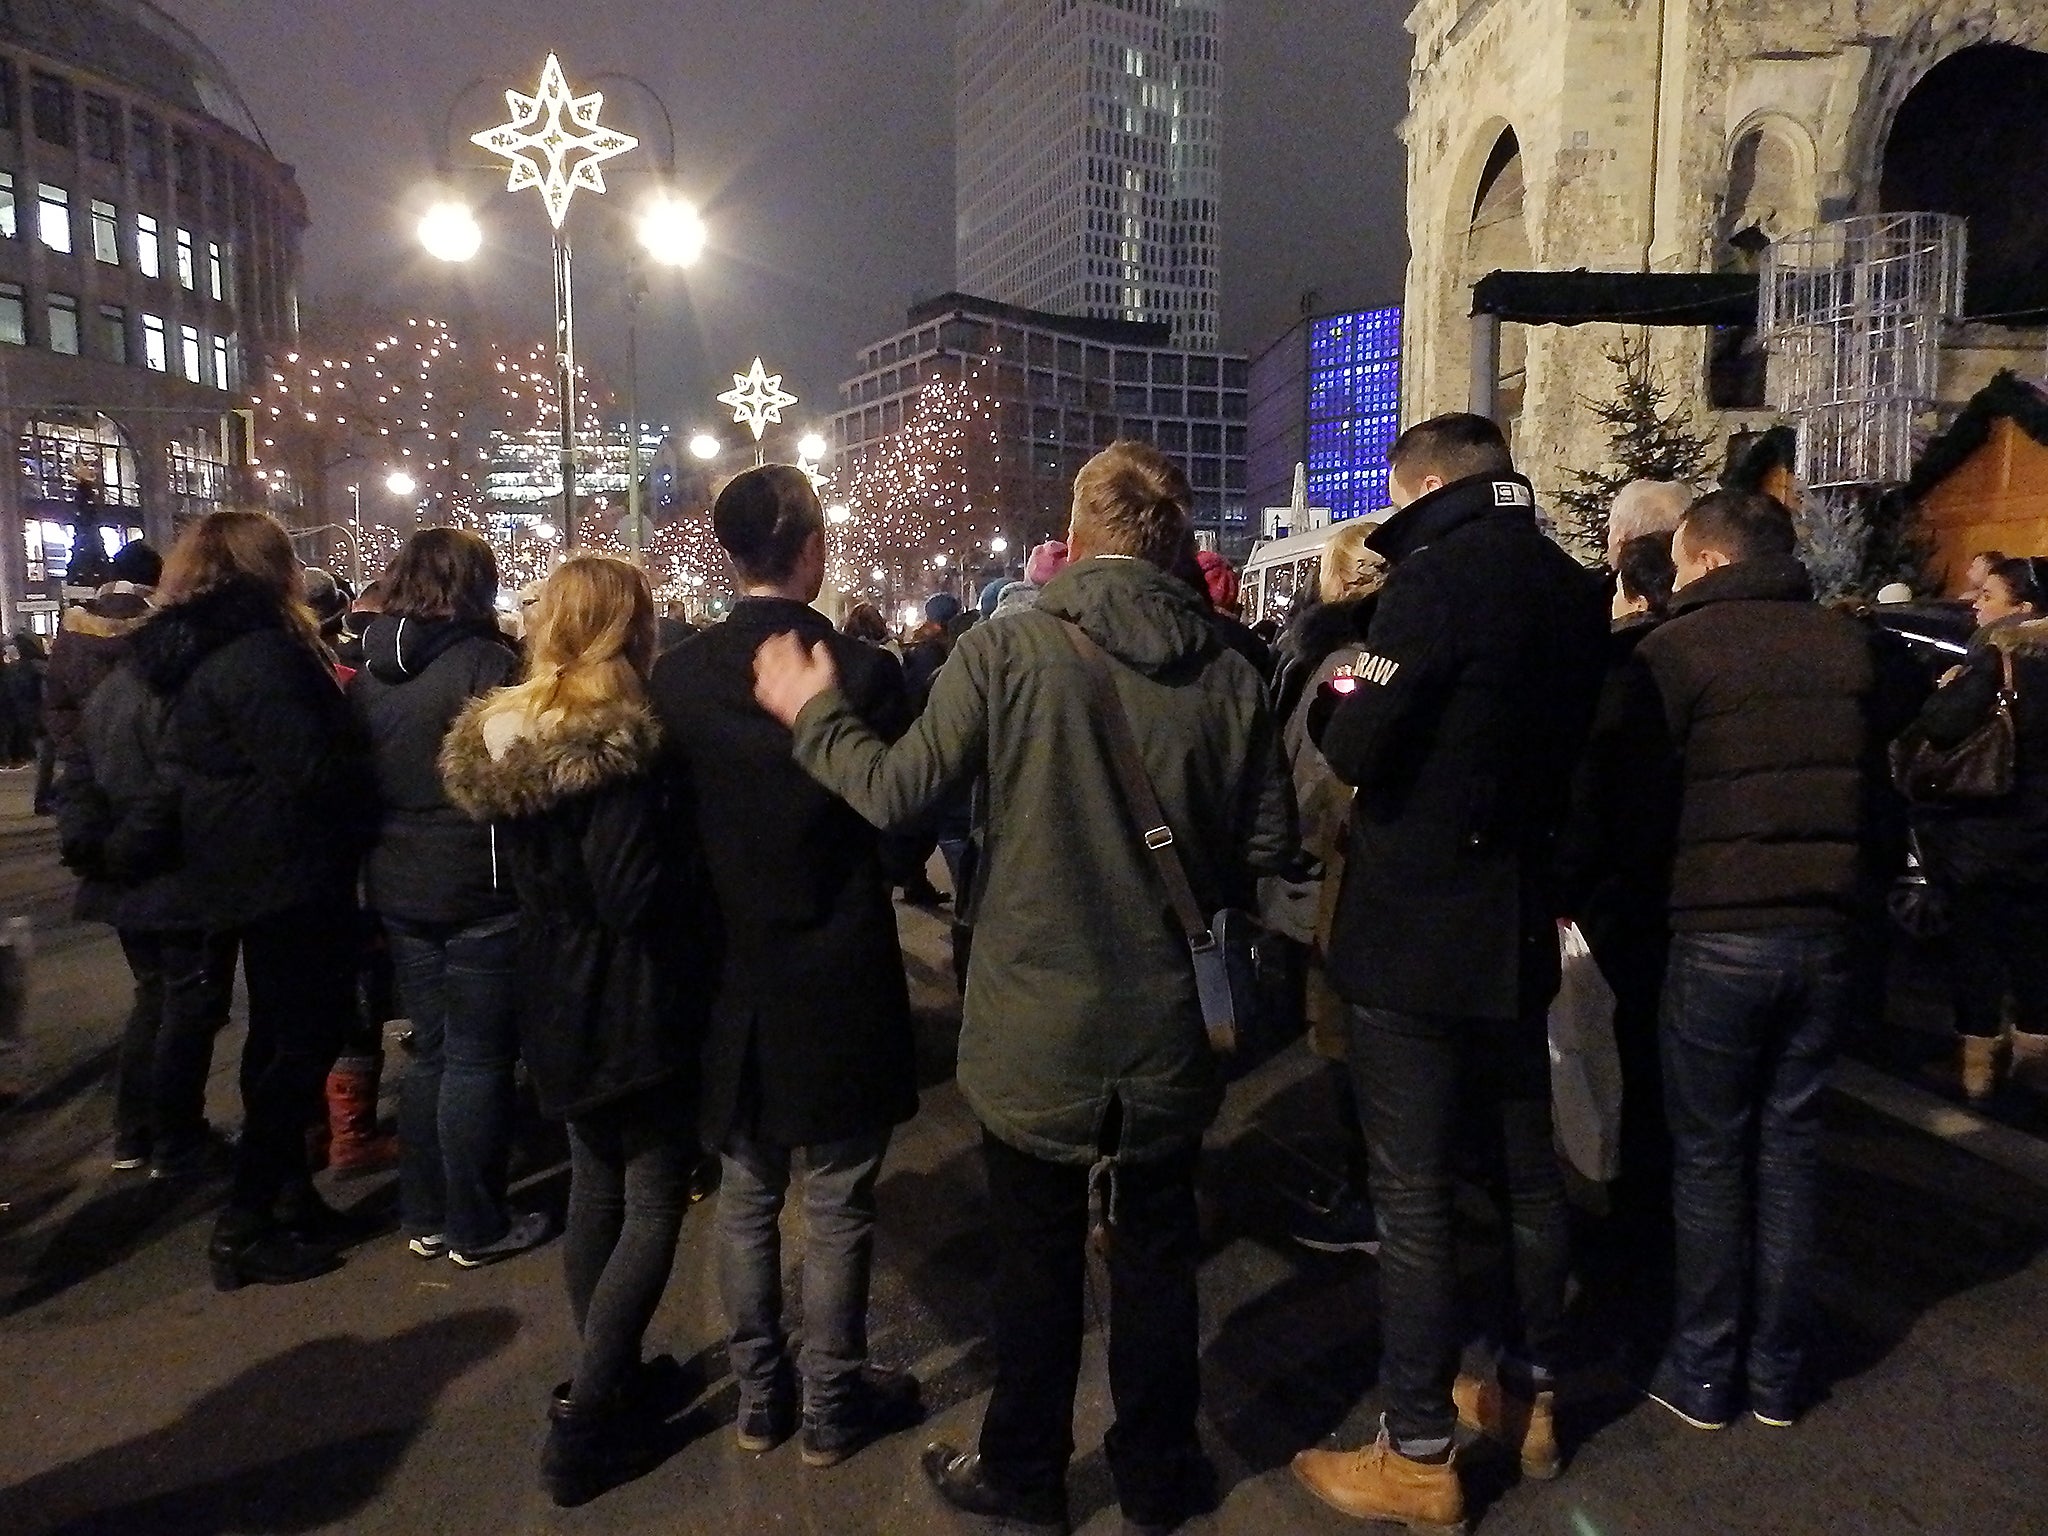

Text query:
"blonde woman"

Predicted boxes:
[[1266, 519, 1388, 1254], [442, 555, 695, 1507]]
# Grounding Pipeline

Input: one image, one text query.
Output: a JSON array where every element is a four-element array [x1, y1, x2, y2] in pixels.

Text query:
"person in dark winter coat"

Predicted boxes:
[[351, 528, 546, 1268], [1263, 520, 1387, 1255], [1622, 491, 1905, 1434], [652, 465, 922, 1467], [757, 441, 1295, 1535], [127, 511, 373, 1292], [1911, 557, 2048, 1100], [1557, 531, 1681, 1227], [1293, 416, 1607, 1532], [440, 553, 695, 1509], [6, 631, 52, 809], [43, 539, 162, 765], [56, 631, 236, 1180]]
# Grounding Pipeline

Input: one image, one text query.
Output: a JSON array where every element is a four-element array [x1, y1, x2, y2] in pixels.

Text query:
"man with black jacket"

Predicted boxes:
[[650, 466, 923, 1470], [1627, 491, 1901, 1432], [1292, 416, 1606, 1531]]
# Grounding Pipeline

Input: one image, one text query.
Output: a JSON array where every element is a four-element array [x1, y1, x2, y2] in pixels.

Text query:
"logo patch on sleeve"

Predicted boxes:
[[1493, 481, 1534, 508], [1355, 653, 1401, 686]]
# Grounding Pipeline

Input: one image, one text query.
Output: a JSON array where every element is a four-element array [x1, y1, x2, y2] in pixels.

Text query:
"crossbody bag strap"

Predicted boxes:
[[1056, 619, 1215, 952]]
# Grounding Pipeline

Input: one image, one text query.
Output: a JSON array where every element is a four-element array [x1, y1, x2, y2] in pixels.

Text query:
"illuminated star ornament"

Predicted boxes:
[[471, 54, 639, 228], [718, 359, 799, 443]]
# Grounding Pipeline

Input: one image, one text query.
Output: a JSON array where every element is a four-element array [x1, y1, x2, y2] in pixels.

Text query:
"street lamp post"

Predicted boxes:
[[421, 55, 703, 560]]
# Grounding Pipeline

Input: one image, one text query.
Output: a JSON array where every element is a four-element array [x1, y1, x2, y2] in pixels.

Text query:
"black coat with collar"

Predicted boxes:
[[650, 598, 919, 1150], [128, 580, 370, 929], [1314, 473, 1608, 1021], [440, 694, 696, 1122]]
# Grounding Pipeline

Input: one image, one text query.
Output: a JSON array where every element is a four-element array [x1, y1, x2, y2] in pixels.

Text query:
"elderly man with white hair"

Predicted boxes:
[[1606, 480, 1698, 568]]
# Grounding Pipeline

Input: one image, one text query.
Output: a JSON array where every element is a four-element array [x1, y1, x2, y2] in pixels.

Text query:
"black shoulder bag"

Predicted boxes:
[[1890, 648, 2018, 804], [1058, 620, 1256, 1055]]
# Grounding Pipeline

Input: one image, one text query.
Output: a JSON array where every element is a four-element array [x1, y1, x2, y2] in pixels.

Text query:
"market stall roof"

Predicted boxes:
[[1906, 370, 2048, 500], [1471, 270, 1760, 328]]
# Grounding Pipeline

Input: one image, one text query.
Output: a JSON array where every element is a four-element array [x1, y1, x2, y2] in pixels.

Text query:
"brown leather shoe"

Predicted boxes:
[[1453, 1372, 1559, 1480], [1292, 1432, 1465, 1533]]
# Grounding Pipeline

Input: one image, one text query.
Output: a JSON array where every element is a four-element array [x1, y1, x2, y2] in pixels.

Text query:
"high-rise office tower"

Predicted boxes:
[[957, 0, 1222, 349]]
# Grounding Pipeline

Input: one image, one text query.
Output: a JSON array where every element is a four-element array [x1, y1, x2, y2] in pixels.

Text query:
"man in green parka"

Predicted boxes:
[[755, 441, 1296, 1535]]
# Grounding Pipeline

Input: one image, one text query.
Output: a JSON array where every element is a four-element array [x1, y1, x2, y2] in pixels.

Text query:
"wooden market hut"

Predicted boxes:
[[1906, 371, 2048, 594]]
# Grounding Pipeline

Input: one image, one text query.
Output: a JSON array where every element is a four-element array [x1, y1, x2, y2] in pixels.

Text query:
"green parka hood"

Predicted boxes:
[[1036, 556, 1220, 677]]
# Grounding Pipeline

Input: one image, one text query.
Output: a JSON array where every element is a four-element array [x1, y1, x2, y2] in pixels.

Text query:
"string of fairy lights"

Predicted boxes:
[[252, 318, 1024, 617]]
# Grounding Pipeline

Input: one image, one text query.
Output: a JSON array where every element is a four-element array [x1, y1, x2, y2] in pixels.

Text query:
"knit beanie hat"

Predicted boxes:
[[1195, 549, 1240, 612], [107, 539, 163, 588], [1025, 540, 1070, 587], [924, 591, 962, 625]]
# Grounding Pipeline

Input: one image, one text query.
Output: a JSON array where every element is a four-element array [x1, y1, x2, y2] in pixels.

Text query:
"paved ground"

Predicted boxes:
[[3, 770, 2047, 1536]]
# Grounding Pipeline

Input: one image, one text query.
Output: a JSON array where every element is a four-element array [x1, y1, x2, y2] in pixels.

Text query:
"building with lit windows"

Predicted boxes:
[[833, 292, 1250, 558], [1248, 305, 1404, 527], [0, 0, 305, 632], [957, 0, 1222, 349]]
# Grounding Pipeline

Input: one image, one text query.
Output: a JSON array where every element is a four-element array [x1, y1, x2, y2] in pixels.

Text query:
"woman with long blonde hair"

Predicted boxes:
[[127, 509, 372, 1289], [442, 554, 695, 1507]]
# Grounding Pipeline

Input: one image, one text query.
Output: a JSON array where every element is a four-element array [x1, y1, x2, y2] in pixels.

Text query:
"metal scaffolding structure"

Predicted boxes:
[[1761, 212, 1967, 489]]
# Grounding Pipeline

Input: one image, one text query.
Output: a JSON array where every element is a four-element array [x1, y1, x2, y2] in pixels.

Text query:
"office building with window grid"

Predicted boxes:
[[0, 0, 305, 633], [957, 0, 1221, 350], [1248, 305, 1404, 527], [833, 292, 1251, 560]]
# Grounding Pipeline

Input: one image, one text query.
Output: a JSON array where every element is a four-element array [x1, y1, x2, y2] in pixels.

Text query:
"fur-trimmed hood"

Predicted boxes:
[[62, 587, 154, 642], [440, 693, 661, 822], [131, 579, 296, 696], [1984, 615, 2048, 658]]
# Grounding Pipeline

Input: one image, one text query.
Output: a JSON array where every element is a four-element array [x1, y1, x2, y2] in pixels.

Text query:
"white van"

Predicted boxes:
[[1240, 514, 1390, 628]]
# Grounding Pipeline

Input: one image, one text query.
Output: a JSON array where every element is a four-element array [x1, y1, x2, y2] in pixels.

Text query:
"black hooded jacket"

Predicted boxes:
[[1314, 473, 1608, 1021], [349, 614, 523, 925], [128, 579, 369, 928]]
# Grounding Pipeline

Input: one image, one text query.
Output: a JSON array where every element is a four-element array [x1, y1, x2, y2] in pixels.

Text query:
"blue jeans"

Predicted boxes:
[[1658, 927, 1850, 1409], [388, 913, 522, 1251], [718, 1129, 891, 1424]]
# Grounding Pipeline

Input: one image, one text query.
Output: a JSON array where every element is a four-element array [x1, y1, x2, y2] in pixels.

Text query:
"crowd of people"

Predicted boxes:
[[27, 411, 2047, 1533]]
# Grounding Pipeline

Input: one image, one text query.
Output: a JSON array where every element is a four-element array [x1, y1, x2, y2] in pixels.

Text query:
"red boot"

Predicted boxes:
[[324, 1054, 399, 1175]]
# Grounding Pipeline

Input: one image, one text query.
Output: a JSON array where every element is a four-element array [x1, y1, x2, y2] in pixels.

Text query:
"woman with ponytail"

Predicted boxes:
[[129, 510, 372, 1290], [441, 554, 696, 1507]]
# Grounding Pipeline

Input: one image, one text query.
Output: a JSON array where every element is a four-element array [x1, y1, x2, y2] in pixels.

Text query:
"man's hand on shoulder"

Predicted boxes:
[[753, 630, 840, 726]]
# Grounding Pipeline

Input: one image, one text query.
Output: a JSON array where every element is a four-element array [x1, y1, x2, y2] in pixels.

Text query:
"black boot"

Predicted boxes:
[[920, 1441, 1070, 1534], [209, 1213, 342, 1292], [540, 1396, 653, 1508]]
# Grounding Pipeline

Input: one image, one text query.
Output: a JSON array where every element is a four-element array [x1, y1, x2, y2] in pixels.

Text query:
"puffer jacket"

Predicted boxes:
[[441, 693, 695, 1122], [128, 580, 368, 929], [1913, 614, 2048, 890], [789, 556, 1297, 1167], [1632, 554, 1883, 931], [44, 585, 154, 761], [350, 615, 522, 925]]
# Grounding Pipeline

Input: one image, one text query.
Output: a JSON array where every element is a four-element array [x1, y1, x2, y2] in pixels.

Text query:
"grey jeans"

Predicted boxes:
[[718, 1128, 891, 1423]]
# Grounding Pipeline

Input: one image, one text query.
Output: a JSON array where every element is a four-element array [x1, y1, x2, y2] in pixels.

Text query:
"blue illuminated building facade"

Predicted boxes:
[[1248, 304, 1404, 528]]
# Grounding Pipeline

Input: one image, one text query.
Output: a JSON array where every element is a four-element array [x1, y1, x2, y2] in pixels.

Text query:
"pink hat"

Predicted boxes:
[[1195, 549, 1240, 612], [1025, 540, 1071, 586]]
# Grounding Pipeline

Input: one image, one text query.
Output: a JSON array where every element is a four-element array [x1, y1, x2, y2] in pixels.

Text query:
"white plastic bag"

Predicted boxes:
[[1548, 921, 1623, 1185]]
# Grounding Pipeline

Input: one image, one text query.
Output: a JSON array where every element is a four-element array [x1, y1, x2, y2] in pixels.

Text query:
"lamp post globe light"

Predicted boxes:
[[825, 502, 851, 526], [689, 432, 722, 462], [421, 54, 703, 559], [991, 535, 1009, 556], [385, 469, 418, 498]]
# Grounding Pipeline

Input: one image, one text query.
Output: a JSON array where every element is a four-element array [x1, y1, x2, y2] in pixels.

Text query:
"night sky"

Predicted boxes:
[[160, 1, 1411, 432]]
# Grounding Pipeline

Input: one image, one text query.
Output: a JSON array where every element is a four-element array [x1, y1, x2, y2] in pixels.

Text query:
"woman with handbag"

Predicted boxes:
[[1909, 558, 2048, 1100]]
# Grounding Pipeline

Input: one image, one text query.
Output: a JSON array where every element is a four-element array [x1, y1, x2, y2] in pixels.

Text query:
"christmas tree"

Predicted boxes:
[[1553, 331, 1716, 562]]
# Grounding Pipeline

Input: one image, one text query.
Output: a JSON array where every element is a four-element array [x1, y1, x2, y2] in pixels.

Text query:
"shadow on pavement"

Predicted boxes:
[[0, 1308, 523, 1536], [0, 1174, 224, 1320]]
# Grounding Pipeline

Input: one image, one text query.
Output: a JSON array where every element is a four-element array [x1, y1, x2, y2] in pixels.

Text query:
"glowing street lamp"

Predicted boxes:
[[825, 503, 851, 526], [990, 535, 1009, 556], [797, 432, 828, 462], [637, 194, 707, 268], [417, 201, 483, 264], [385, 469, 418, 498], [689, 432, 722, 462]]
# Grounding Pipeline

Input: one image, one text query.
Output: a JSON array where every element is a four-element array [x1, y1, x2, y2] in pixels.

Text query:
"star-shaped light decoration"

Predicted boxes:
[[471, 54, 639, 229], [718, 359, 799, 443], [797, 444, 829, 494]]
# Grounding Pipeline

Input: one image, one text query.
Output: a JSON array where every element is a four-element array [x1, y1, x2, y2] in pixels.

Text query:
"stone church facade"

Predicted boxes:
[[1400, 0, 2048, 519]]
